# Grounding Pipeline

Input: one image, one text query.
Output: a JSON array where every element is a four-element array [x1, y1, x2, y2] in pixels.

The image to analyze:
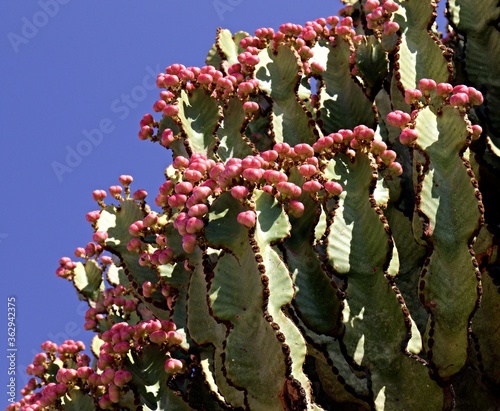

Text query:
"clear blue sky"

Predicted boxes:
[[0, 0, 446, 404]]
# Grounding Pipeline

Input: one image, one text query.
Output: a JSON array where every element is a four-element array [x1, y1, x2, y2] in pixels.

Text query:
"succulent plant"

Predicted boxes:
[[8, 0, 500, 410]]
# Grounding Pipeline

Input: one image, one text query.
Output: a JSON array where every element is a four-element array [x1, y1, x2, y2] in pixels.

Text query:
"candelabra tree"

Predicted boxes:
[[9, 0, 500, 410]]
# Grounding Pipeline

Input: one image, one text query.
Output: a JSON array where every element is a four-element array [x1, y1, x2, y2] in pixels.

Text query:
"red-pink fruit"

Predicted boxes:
[[436, 82, 453, 97], [387, 161, 403, 176], [132, 189, 148, 200], [277, 182, 302, 198], [113, 341, 130, 354], [186, 217, 204, 234], [99, 394, 113, 409], [324, 181, 343, 196], [237, 210, 257, 228], [243, 101, 260, 113], [365, 0, 380, 12], [161, 128, 175, 147], [231, 185, 249, 200], [273, 142, 291, 155], [399, 128, 418, 145], [353, 125, 375, 141], [418, 78, 437, 95], [149, 330, 168, 344], [164, 358, 184, 374], [299, 164, 317, 177], [450, 92, 469, 107], [370, 140, 388, 155], [471, 124, 482, 140], [467, 87, 484, 106], [294, 143, 314, 158], [242, 168, 264, 182], [313, 136, 334, 152], [163, 105, 179, 117], [188, 203, 209, 217], [100, 368, 115, 385], [92, 231, 108, 244], [92, 189, 107, 202], [383, 0, 399, 12], [142, 213, 158, 228], [288, 200, 305, 218], [182, 234, 197, 253], [166, 330, 184, 345], [380, 149, 398, 164], [404, 88, 423, 105], [386, 110, 411, 128], [303, 180, 323, 193], [383, 21, 399, 36], [114, 370, 132, 387], [128, 221, 144, 236]]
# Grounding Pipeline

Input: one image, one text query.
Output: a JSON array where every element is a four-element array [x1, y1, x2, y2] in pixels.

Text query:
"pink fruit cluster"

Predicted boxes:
[[386, 80, 485, 146], [119, 125, 405, 275], [137, 13, 387, 145], [8, 340, 88, 410], [364, 0, 400, 34], [9, 317, 184, 410], [84, 284, 138, 332]]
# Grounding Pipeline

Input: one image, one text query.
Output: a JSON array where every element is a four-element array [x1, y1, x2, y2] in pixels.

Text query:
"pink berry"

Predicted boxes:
[[294, 143, 314, 158], [399, 128, 418, 145], [92, 189, 107, 202], [353, 125, 375, 141], [386, 110, 411, 128], [166, 330, 184, 345], [163, 105, 179, 117], [450, 92, 469, 107], [149, 330, 168, 344], [188, 203, 209, 217], [313, 136, 334, 152], [467, 87, 484, 106], [324, 181, 343, 196], [164, 358, 184, 374], [383, 0, 399, 12], [379, 149, 398, 164], [365, 0, 380, 12], [276, 182, 302, 198], [288, 200, 305, 218], [161, 128, 175, 147], [370, 140, 387, 155], [383, 21, 400, 36], [387, 161, 403, 176], [231, 185, 249, 200], [132, 189, 148, 200], [182, 234, 197, 253], [186, 217, 204, 234], [92, 231, 108, 244], [418, 78, 437, 95], [299, 164, 317, 177], [273, 142, 291, 155], [86, 210, 101, 223], [302, 180, 323, 193], [242, 167, 264, 182], [243, 101, 260, 113], [404, 88, 423, 105], [436, 82, 453, 97], [471, 124, 482, 140], [114, 370, 132, 387], [237, 210, 257, 228]]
